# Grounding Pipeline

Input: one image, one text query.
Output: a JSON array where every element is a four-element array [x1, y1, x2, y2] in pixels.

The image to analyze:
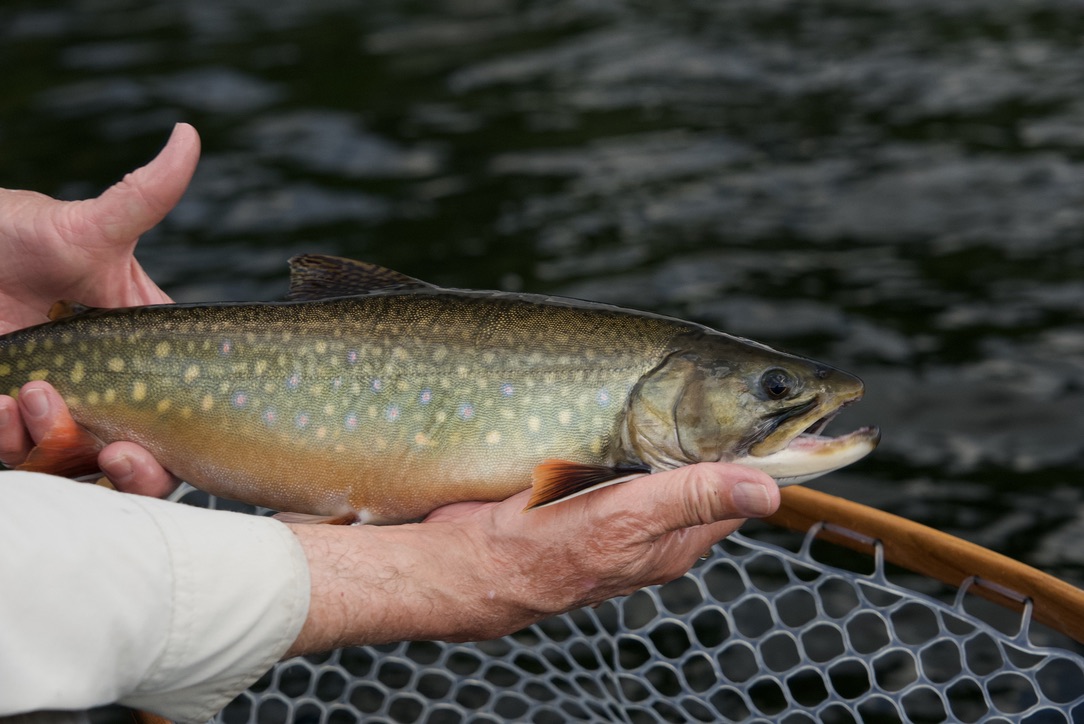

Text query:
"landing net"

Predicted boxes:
[[178, 488, 1084, 723]]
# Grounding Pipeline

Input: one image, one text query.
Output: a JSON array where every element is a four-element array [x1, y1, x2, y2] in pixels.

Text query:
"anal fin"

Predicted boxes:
[[525, 460, 649, 511], [17, 417, 103, 478], [273, 511, 359, 525]]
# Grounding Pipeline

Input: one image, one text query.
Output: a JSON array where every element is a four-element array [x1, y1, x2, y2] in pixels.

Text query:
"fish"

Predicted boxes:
[[0, 254, 878, 524]]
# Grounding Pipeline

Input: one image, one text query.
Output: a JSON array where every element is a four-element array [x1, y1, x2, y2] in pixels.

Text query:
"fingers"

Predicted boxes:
[[99, 441, 180, 498], [0, 381, 179, 498], [91, 123, 201, 248], [0, 394, 33, 466]]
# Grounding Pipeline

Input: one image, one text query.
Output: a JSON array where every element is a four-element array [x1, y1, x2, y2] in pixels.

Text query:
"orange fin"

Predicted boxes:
[[273, 511, 359, 525], [17, 417, 103, 478], [525, 460, 649, 511], [47, 300, 97, 321]]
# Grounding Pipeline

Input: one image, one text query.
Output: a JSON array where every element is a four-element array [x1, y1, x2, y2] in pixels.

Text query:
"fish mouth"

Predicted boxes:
[[739, 407, 880, 485], [738, 390, 879, 485]]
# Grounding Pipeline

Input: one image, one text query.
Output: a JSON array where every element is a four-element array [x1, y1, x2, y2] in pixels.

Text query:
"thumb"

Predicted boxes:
[[87, 123, 201, 246], [613, 463, 780, 538]]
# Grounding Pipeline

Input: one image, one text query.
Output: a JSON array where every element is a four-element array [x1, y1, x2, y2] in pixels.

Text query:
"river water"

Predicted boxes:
[[4, 1, 1084, 590]]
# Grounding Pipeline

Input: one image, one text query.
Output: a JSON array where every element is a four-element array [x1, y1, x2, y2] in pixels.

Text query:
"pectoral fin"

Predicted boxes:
[[273, 511, 359, 525], [17, 417, 104, 478], [525, 460, 649, 510]]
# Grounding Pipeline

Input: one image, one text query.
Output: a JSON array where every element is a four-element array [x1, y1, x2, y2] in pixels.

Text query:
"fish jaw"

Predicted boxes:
[[736, 426, 880, 485]]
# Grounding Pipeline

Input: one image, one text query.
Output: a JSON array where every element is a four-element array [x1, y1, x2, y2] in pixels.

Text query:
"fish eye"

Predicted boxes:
[[760, 369, 794, 399]]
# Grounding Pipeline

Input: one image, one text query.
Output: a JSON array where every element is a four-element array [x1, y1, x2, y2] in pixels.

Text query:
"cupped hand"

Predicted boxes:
[[285, 462, 779, 653], [0, 123, 199, 494], [0, 122, 200, 335]]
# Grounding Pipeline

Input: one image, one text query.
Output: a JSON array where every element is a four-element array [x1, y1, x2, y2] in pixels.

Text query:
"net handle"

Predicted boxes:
[[764, 485, 1084, 645]]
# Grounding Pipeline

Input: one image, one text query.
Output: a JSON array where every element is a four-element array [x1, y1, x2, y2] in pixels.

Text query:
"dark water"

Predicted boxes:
[[4, 0, 1084, 588]]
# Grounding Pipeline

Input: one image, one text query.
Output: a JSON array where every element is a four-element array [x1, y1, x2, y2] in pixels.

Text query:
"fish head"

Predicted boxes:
[[622, 331, 878, 484]]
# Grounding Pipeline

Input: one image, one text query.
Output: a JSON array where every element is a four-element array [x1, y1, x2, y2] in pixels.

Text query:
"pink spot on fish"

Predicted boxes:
[[419, 388, 432, 405], [286, 373, 301, 390], [385, 404, 401, 422], [220, 339, 233, 356], [500, 383, 514, 398], [457, 403, 474, 421], [262, 408, 277, 425], [295, 412, 311, 429], [347, 350, 360, 365], [231, 391, 248, 408], [344, 413, 359, 431], [371, 378, 383, 393]]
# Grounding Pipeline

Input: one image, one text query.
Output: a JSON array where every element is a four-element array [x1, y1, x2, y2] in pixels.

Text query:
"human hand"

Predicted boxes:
[[0, 126, 198, 492], [0, 381, 180, 497], [0, 122, 200, 335], [284, 463, 779, 654]]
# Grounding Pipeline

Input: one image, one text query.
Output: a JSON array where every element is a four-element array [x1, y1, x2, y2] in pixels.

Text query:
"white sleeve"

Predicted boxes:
[[0, 471, 311, 723]]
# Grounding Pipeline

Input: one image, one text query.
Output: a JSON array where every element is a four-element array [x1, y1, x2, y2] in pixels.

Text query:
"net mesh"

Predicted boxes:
[[178, 488, 1084, 723]]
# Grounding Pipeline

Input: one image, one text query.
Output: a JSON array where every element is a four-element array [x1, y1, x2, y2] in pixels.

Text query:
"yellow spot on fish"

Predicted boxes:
[[315, 341, 328, 354], [87, 391, 100, 405], [0, 363, 10, 377], [485, 430, 502, 445], [527, 416, 541, 433], [184, 365, 200, 383], [53, 355, 65, 366], [157, 399, 171, 414], [132, 381, 147, 402], [375, 437, 388, 451], [180, 407, 192, 419], [432, 346, 448, 362], [25, 340, 37, 354], [414, 432, 430, 446], [201, 394, 214, 411], [254, 360, 268, 376], [435, 411, 447, 424], [8, 387, 17, 397], [104, 389, 116, 404], [65, 395, 80, 408], [482, 352, 496, 365], [155, 342, 171, 358], [316, 426, 327, 440], [558, 409, 572, 426], [323, 404, 336, 416], [457, 365, 469, 377], [108, 357, 126, 373], [590, 437, 603, 455], [71, 361, 85, 384], [43, 340, 54, 351]]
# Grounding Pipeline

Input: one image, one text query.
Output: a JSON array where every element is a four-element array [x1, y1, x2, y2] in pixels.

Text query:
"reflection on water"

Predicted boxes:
[[4, 0, 1084, 582]]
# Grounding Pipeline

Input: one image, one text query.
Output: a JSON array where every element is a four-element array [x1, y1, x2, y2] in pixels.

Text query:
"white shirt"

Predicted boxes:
[[0, 472, 310, 723]]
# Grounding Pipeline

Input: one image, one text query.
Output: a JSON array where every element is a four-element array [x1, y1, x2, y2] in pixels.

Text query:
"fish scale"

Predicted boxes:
[[0, 255, 878, 523]]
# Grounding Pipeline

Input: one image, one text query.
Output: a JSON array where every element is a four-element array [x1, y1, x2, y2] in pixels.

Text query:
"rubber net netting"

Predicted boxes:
[[180, 489, 1084, 723]]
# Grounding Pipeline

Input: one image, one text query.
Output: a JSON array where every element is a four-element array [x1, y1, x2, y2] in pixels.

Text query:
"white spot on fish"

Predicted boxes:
[[485, 430, 502, 445], [527, 416, 541, 433], [558, 409, 572, 426]]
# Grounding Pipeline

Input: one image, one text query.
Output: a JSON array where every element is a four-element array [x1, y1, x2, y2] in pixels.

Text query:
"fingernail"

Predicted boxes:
[[102, 452, 134, 484], [21, 388, 49, 419], [733, 482, 773, 517]]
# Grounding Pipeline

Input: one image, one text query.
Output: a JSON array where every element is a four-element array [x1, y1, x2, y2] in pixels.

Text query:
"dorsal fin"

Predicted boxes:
[[286, 254, 435, 301], [47, 300, 97, 321]]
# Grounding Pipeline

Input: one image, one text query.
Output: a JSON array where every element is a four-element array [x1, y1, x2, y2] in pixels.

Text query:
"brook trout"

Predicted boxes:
[[0, 255, 878, 523]]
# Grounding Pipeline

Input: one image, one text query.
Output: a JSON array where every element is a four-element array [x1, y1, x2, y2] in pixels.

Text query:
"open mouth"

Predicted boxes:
[[738, 421, 880, 485]]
